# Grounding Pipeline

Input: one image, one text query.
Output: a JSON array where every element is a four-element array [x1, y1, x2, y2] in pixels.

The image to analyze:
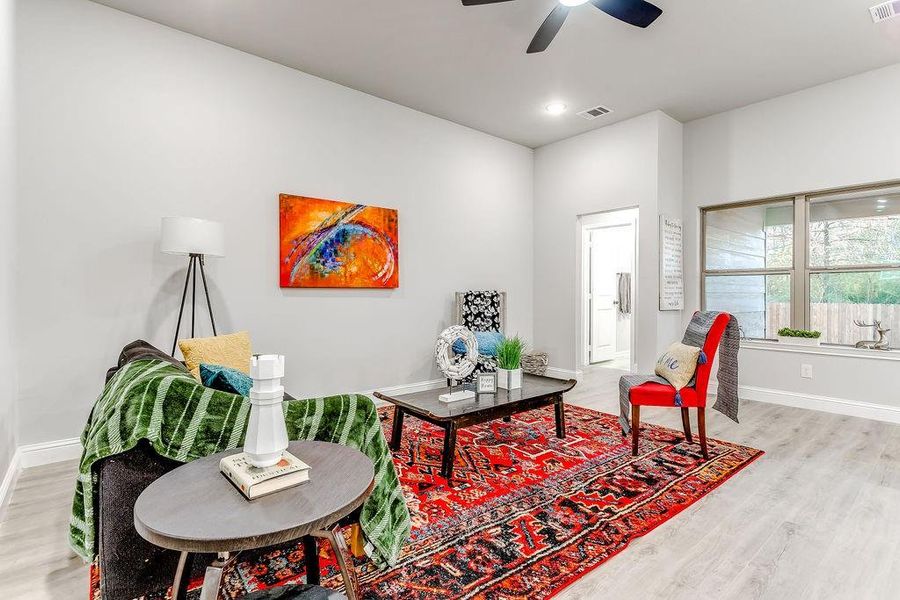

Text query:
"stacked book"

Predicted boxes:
[[220, 451, 310, 500]]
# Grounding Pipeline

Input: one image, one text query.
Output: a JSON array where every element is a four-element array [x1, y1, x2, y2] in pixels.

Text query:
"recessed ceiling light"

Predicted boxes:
[[560, 0, 590, 6], [545, 102, 568, 115], [877, 198, 888, 203]]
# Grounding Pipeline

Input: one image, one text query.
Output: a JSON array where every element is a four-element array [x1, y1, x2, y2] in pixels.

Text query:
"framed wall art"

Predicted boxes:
[[280, 194, 399, 288]]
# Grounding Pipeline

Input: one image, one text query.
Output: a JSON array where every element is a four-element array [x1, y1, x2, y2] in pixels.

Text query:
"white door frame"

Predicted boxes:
[[576, 207, 639, 370]]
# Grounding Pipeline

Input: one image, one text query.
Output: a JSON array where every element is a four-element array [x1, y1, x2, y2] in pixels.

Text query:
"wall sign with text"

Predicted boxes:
[[659, 216, 684, 311]]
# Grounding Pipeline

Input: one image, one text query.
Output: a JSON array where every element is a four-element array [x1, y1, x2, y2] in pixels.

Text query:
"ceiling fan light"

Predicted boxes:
[[559, 0, 589, 6], [545, 102, 568, 115]]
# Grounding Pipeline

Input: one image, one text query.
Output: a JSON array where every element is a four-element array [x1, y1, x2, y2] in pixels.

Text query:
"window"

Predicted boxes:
[[702, 200, 793, 340], [701, 183, 900, 347], [807, 187, 900, 346]]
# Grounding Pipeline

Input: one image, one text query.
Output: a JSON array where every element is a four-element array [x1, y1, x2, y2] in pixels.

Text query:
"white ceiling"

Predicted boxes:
[[91, 0, 900, 148]]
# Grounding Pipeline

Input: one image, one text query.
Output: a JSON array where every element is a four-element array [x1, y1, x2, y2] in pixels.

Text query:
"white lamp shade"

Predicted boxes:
[[160, 217, 225, 257]]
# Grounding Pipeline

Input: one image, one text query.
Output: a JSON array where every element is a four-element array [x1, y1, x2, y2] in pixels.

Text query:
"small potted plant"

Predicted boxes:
[[777, 327, 822, 347], [495, 335, 525, 390]]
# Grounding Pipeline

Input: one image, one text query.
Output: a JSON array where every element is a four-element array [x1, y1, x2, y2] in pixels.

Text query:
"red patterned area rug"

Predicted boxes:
[[102, 404, 762, 600]]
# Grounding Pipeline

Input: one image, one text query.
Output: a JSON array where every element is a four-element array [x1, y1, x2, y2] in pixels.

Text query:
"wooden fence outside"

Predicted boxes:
[[766, 302, 899, 346]]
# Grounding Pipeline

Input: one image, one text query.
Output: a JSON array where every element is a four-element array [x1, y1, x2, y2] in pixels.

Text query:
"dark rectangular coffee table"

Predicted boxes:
[[374, 374, 577, 482]]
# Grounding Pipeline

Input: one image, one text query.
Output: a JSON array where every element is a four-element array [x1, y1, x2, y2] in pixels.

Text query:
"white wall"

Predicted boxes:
[[656, 112, 686, 348], [16, 0, 534, 445], [0, 0, 18, 483], [533, 111, 683, 373], [684, 63, 900, 409], [12, 0, 900, 453]]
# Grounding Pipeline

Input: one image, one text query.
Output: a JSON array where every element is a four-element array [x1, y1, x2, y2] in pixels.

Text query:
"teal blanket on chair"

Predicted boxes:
[[68, 358, 411, 567]]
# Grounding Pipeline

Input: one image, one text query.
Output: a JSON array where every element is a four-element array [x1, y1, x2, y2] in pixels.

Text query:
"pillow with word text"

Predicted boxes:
[[654, 342, 702, 392]]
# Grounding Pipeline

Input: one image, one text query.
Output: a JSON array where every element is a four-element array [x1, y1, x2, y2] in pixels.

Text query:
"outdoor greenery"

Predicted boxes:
[[777, 327, 822, 339], [766, 212, 900, 304], [496, 336, 526, 370], [810, 271, 900, 304]]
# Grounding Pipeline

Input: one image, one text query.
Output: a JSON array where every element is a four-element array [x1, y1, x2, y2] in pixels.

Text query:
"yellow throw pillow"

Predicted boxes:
[[179, 331, 252, 381], [654, 342, 701, 391]]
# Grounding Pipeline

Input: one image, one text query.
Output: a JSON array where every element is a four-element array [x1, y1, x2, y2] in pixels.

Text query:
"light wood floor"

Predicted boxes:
[[2, 367, 898, 599]]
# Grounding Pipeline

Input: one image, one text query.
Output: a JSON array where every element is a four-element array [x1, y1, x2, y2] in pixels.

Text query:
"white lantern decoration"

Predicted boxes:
[[435, 326, 479, 403], [243, 354, 289, 467]]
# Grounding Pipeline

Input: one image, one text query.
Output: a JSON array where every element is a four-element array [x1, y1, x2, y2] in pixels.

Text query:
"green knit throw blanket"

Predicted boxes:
[[68, 358, 411, 568]]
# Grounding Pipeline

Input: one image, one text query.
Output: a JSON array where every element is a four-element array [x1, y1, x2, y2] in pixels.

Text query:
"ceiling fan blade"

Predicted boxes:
[[461, 0, 516, 5], [527, 5, 570, 54], [590, 0, 662, 28]]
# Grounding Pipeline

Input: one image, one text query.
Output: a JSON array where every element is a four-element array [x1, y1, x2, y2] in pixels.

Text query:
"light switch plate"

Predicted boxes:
[[801, 364, 813, 379]]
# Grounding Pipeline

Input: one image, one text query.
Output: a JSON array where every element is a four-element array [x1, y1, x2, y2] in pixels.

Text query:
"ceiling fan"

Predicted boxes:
[[461, 0, 663, 54]]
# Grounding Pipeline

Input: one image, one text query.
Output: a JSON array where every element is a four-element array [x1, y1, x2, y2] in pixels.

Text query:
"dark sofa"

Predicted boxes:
[[94, 342, 219, 599], [97, 441, 218, 599], [92, 341, 349, 599]]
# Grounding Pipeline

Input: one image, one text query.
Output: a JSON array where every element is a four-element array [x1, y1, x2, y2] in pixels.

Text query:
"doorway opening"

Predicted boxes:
[[579, 208, 638, 371]]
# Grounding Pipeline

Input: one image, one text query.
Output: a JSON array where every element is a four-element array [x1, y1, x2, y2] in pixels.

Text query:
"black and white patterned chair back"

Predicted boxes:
[[455, 290, 506, 333]]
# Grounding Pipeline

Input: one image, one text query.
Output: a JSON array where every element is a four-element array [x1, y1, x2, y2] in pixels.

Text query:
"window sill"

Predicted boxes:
[[741, 340, 900, 361]]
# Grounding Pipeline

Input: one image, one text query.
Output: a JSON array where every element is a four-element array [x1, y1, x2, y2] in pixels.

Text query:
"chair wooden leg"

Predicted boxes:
[[313, 524, 361, 600], [681, 408, 693, 443], [631, 405, 640, 456], [698, 407, 709, 460]]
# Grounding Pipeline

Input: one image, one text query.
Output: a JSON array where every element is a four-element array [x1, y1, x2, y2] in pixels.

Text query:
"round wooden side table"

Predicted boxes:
[[134, 441, 375, 600]]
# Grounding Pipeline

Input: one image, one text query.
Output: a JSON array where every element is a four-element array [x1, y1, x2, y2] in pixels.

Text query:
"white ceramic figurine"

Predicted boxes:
[[244, 355, 289, 467]]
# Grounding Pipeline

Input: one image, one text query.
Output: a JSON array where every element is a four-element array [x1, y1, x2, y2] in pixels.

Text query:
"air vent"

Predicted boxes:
[[576, 104, 613, 120], [870, 1, 900, 22]]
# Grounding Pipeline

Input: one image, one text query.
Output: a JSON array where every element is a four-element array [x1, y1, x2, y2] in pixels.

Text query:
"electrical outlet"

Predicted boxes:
[[801, 364, 813, 379]]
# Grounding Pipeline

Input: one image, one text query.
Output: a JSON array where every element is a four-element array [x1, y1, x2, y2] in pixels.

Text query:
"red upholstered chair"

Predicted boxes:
[[629, 312, 732, 460]]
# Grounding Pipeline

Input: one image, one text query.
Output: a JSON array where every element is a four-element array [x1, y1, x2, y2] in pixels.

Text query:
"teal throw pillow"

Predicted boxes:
[[453, 331, 504, 357], [200, 363, 253, 397]]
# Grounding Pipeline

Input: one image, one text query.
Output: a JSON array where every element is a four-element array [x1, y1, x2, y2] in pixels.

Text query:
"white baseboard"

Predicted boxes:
[[0, 450, 21, 524], [18, 437, 82, 469], [359, 378, 445, 406], [545, 367, 583, 381], [1, 439, 83, 519], [711, 383, 900, 425], [739, 385, 900, 424], [360, 378, 445, 398]]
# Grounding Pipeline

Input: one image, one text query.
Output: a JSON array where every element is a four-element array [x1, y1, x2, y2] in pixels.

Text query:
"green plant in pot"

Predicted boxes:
[[496, 335, 526, 390], [777, 327, 822, 346]]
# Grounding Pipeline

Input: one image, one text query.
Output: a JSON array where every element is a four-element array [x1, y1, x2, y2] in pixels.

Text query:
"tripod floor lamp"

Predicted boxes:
[[161, 217, 226, 355]]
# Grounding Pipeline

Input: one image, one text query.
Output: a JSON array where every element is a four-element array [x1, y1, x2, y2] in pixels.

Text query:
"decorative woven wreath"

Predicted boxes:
[[434, 325, 479, 381]]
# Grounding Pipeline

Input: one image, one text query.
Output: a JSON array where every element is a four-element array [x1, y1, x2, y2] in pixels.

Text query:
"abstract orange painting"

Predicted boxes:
[[279, 194, 399, 288]]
